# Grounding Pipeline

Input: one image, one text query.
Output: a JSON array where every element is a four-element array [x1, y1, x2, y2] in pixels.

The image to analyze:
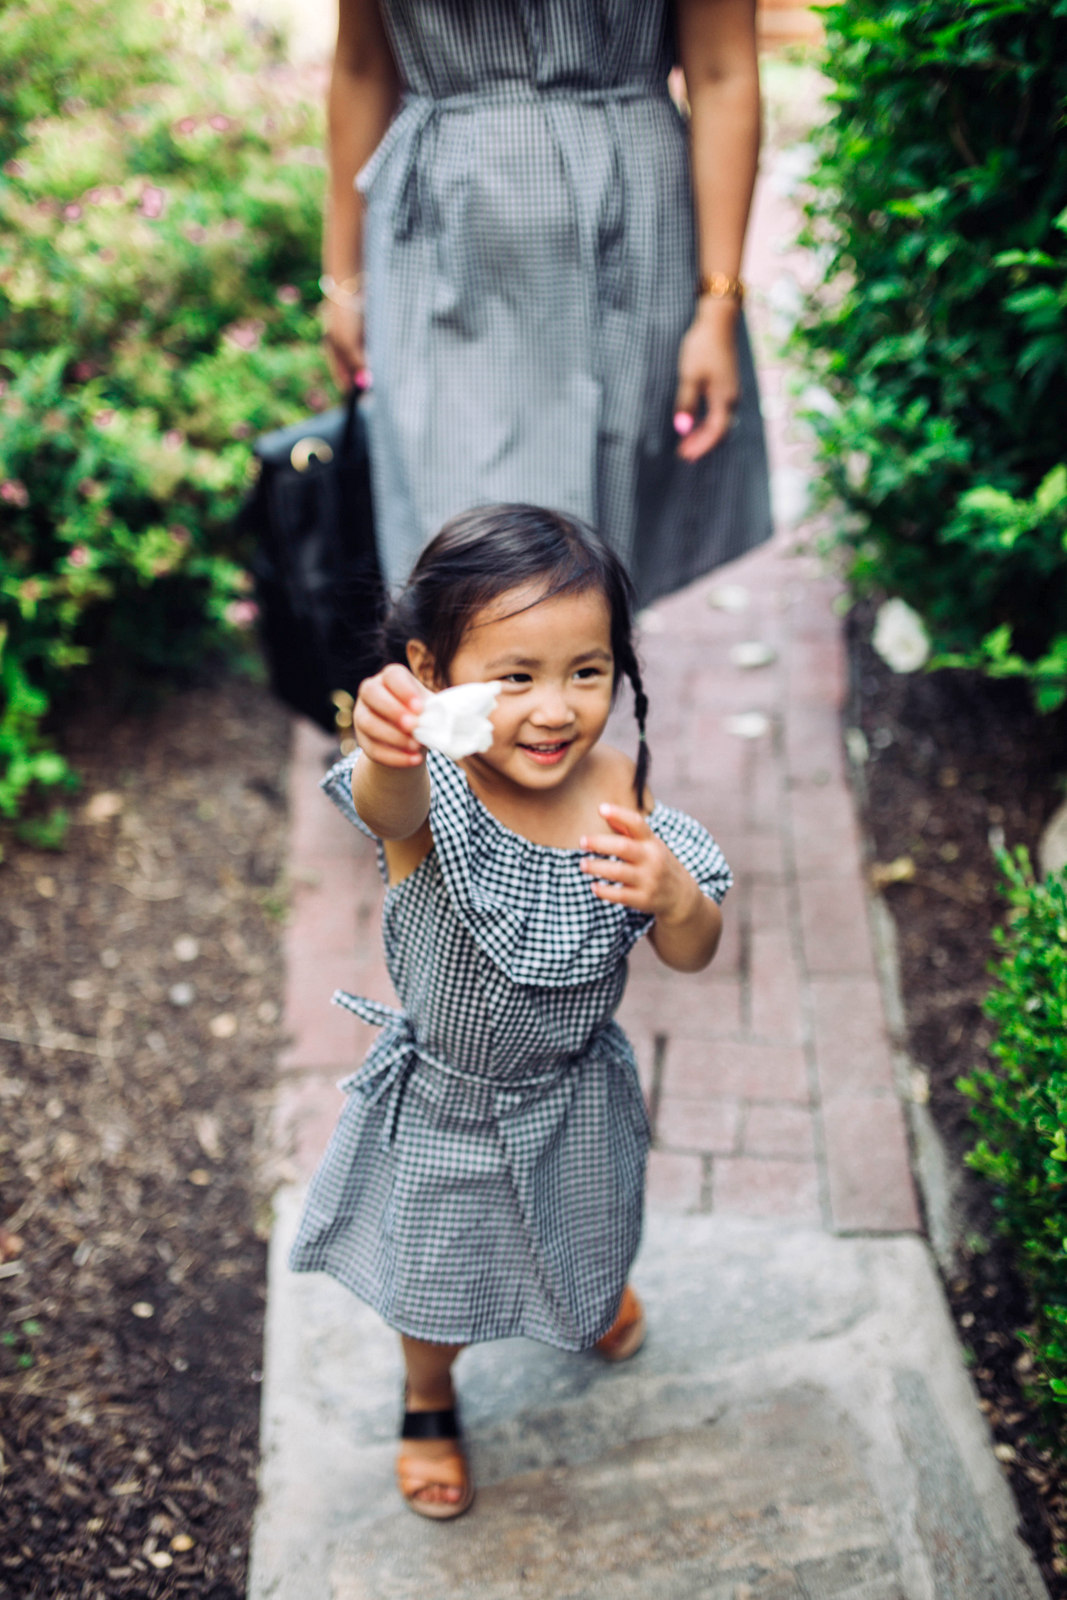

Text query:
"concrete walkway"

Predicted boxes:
[[248, 92, 1048, 1600]]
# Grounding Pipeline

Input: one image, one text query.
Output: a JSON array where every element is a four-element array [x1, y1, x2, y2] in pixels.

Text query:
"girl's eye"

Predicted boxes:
[[574, 667, 605, 681], [501, 673, 531, 685]]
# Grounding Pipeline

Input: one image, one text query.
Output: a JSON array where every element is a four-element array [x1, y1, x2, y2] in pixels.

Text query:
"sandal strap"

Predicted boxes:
[[396, 1449, 468, 1496], [401, 1405, 460, 1441]]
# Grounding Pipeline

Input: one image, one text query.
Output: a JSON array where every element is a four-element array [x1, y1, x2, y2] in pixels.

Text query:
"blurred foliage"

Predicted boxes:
[[0, 0, 331, 823], [793, 0, 1067, 710], [960, 849, 1067, 1437]]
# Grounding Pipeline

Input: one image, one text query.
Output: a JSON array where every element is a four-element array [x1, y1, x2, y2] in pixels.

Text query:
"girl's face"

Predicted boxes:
[[411, 583, 615, 794]]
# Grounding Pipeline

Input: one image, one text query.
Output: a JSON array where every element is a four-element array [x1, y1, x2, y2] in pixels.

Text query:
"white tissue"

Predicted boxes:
[[413, 681, 502, 761]]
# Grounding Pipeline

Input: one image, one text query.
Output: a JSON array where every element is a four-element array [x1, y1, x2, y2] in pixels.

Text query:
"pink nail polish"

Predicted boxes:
[[673, 411, 694, 437]]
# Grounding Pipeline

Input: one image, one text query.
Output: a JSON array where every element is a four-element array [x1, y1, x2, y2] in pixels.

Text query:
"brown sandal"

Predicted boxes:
[[594, 1284, 647, 1362], [397, 1400, 474, 1520]]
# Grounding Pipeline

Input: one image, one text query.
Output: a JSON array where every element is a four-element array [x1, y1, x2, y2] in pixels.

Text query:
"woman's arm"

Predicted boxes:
[[673, 0, 761, 461], [322, 0, 401, 389]]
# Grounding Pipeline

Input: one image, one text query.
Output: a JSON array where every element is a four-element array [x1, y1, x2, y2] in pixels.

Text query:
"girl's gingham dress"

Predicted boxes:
[[289, 750, 731, 1350], [360, 0, 772, 602]]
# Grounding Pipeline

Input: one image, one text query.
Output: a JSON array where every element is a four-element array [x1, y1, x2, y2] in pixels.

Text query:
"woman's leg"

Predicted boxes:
[[399, 1335, 466, 1508]]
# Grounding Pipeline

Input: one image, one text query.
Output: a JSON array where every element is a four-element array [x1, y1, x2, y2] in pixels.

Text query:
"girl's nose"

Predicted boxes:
[[530, 688, 575, 727]]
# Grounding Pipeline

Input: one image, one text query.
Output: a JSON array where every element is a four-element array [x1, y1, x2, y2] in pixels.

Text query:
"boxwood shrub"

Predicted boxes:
[[960, 849, 1067, 1434], [794, 0, 1067, 709], [0, 0, 331, 828]]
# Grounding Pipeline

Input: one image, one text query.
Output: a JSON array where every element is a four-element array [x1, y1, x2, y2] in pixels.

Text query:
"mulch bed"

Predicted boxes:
[[846, 601, 1067, 1594], [0, 679, 289, 1600]]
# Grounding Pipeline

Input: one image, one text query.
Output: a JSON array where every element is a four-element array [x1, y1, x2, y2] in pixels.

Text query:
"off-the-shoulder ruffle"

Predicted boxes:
[[321, 749, 730, 985]]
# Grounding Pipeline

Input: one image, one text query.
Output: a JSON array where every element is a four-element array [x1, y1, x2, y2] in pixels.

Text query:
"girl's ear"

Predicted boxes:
[[406, 639, 443, 691]]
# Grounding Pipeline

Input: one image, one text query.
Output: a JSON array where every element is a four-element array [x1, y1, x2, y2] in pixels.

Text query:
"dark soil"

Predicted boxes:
[[0, 679, 289, 1600], [847, 601, 1067, 1594]]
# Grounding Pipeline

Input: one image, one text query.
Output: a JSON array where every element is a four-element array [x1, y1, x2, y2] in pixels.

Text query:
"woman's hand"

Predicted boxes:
[[324, 296, 369, 393], [353, 664, 427, 767], [673, 298, 741, 462]]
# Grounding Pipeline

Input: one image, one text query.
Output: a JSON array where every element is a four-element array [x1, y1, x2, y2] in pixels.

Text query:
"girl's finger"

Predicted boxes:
[[580, 856, 640, 886], [578, 832, 639, 861], [589, 879, 643, 907], [596, 803, 654, 840]]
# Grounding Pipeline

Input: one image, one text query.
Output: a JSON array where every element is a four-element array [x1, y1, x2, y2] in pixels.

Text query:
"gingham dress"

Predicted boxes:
[[360, 0, 772, 604], [289, 749, 731, 1349]]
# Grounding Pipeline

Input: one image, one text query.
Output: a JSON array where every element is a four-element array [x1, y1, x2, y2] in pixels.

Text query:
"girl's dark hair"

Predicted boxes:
[[380, 504, 651, 806]]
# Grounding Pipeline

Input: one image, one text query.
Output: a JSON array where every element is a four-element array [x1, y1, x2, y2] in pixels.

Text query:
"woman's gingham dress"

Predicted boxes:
[[289, 750, 732, 1349], [360, 0, 773, 603]]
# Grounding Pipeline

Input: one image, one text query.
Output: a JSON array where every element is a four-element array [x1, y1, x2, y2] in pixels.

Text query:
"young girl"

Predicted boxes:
[[289, 504, 731, 1519]]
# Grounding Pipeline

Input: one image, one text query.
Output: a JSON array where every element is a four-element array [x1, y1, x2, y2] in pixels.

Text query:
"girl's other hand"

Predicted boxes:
[[353, 664, 426, 767], [673, 298, 741, 462], [324, 297, 370, 393], [579, 804, 700, 924]]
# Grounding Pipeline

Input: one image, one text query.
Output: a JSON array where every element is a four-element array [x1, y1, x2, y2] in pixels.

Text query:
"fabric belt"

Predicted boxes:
[[400, 82, 667, 111], [331, 989, 621, 1149]]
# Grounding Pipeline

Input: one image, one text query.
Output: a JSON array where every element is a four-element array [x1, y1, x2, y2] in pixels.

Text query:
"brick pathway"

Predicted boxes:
[[273, 87, 921, 1248]]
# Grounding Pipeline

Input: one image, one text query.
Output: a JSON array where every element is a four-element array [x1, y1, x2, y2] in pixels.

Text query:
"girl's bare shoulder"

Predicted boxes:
[[588, 743, 655, 815]]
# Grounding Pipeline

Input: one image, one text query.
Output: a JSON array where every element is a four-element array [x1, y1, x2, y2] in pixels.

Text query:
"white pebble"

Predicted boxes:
[[173, 936, 199, 963], [169, 983, 195, 1007], [729, 641, 777, 670], [725, 712, 770, 740], [707, 583, 750, 614]]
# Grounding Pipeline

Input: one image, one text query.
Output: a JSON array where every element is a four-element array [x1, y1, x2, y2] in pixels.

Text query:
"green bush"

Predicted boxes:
[[0, 0, 331, 823], [959, 848, 1067, 1433], [794, 1, 1067, 709]]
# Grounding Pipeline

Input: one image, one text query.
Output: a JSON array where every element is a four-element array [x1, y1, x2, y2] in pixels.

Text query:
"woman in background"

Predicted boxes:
[[320, 0, 771, 620]]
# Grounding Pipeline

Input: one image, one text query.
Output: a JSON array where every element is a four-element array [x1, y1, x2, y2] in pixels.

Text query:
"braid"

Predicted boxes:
[[619, 640, 651, 809]]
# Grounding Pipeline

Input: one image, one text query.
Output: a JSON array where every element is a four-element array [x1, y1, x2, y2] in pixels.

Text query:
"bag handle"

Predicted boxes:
[[340, 385, 362, 458]]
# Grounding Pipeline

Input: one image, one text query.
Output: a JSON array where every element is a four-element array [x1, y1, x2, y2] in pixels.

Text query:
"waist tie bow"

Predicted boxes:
[[329, 985, 620, 1152], [331, 990, 600, 1149]]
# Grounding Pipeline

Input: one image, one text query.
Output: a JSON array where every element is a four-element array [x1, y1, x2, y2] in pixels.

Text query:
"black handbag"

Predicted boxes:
[[243, 389, 384, 737]]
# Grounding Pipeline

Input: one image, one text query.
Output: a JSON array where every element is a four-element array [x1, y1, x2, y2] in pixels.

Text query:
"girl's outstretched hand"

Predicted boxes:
[[353, 664, 427, 768], [579, 804, 699, 924]]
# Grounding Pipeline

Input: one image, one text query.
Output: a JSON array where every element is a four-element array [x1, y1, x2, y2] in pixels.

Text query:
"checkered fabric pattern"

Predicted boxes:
[[289, 750, 731, 1350], [359, 0, 772, 604]]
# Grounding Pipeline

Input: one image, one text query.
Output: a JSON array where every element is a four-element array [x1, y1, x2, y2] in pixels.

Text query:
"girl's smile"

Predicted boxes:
[[413, 583, 615, 803]]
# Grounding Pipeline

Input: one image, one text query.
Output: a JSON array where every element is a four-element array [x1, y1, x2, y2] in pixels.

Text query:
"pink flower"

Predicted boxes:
[[230, 420, 253, 439], [0, 480, 29, 507], [184, 224, 207, 246], [303, 387, 328, 412], [168, 524, 191, 546], [222, 319, 264, 352], [63, 203, 82, 222], [3, 160, 26, 178], [219, 219, 243, 239], [77, 478, 102, 498], [225, 599, 259, 629], [93, 409, 115, 429], [209, 114, 232, 132], [85, 187, 105, 205], [139, 186, 166, 220], [175, 117, 199, 136], [99, 248, 116, 265], [68, 544, 90, 567], [72, 361, 97, 382], [276, 284, 300, 305], [163, 430, 184, 450]]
